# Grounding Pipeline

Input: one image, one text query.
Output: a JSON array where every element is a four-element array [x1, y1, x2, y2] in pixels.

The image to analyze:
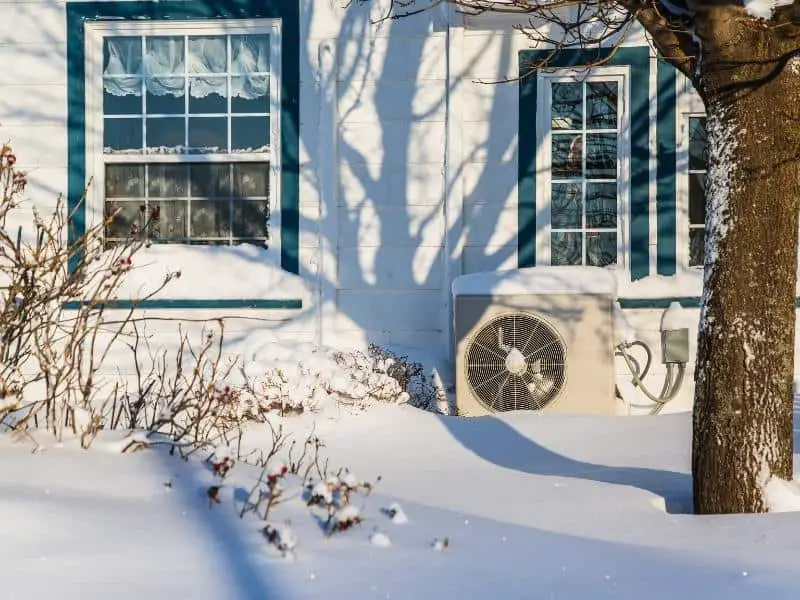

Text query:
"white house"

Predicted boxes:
[[0, 0, 757, 411]]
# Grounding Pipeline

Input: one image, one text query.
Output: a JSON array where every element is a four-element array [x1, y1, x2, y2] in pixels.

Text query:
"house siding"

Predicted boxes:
[[4, 2, 794, 413]]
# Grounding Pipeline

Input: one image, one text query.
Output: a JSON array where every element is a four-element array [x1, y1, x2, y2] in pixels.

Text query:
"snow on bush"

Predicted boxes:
[[381, 502, 409, 525], [232, 342, 441, 417]]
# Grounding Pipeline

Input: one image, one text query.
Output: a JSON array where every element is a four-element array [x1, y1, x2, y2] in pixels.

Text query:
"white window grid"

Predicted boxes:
[[84, 19, 282, 256], [535, 68, 630, 269], [675, 71, 707, 271], [687, 115, 707, 267]]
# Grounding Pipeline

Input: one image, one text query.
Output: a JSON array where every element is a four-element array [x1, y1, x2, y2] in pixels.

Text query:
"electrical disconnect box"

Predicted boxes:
[[661, 328, 690, 364], [660, 301, 691, 365]]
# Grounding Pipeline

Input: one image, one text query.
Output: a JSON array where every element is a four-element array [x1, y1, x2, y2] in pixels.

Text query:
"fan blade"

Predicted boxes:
[[526, 338, 561, 360], [519, 319, 542, 354], [473, 341, 507, 361], [492, 374, 511, 411], [472, 369, 510, 391]]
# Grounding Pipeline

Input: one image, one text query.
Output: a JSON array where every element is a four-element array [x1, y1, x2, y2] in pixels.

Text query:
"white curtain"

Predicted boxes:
[[104, 35, 269, 100]]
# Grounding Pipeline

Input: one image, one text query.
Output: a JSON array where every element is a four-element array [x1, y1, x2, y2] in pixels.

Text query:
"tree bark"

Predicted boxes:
[[692, 14, 800, 513]]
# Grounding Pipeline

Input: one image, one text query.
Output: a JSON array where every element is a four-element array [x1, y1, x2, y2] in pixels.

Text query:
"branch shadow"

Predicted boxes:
[[150, 449, 283, 600]]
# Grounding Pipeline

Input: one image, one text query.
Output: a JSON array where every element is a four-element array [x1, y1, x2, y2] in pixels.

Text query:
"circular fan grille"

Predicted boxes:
[[464, 312, 567, 412]]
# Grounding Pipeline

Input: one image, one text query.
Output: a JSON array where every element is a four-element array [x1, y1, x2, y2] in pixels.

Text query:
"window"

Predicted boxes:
[[687, 116, 707, 267], [85, 22, 281, 249], [536, 71, 628, 267]]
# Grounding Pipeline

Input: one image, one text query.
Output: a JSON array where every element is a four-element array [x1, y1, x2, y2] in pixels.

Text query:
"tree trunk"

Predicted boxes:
[[692, 21, 800, 513]]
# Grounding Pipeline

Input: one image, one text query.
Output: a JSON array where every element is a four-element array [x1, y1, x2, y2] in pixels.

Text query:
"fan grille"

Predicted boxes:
[[464, 312, 567, 412]]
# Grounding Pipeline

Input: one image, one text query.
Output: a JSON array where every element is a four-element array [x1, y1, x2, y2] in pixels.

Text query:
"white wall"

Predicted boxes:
[[6, 1, 792, 416]]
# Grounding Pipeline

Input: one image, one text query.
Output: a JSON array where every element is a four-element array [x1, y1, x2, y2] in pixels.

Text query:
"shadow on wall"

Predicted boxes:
[[7, 0, 607, 363], [295, 0, 532, 356]]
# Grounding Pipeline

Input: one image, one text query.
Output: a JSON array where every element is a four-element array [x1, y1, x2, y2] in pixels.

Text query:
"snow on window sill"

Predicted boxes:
[[85, 243, 309, 307]]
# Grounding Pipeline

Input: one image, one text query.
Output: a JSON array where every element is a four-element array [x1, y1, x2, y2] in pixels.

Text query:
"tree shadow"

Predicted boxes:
[[150, 449, 284, 600], [438, 413, 694, 514]]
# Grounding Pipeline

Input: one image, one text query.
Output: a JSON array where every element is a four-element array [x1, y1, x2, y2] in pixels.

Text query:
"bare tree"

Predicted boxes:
[[354, 0, 800, 513]]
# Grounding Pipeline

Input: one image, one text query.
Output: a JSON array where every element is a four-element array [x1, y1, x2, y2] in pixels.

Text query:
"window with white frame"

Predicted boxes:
[[86, 21, 281, 249], [686, 116, 707, 267], [537, 71, 628, 267]]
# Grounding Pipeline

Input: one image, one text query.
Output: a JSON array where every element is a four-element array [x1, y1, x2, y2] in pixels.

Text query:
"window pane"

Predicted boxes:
[[188, 117, 227, 152], [232, 35, 270, 74], [231, 116, 269, 152], [689, 228, 704, 267], [234, 163, 269, 197], [551, 232, 582, 265], [188, 36, 227, 74], [145, 117, 184, 152], [148, 200, 187, 241], [585, 133, 616, 179], [145, 37, 184, 76], [105, 201, 143, 239], [104, 37, 142, 76], [191, 200, 231, 238], [551, 83, 582, 130], [101, 33, 278, 248], [104, 81, 142, 115], [232, 199, 269, 238], [148, 164, 189, 198], [551, 183, 581, 229], [190, 164, 232, 197], [689, 117, 708, 171], [189, 77, 227, 113], [586, 182, 617, 228], [551, 134, 582, 179], [106, 164, 144, 198], [586, 232, 617, 266], [586, 82, 617, 129], [689, 173, 706, 226], [104, 118, 142, 153], [231, 75, 269, 113], [146, 77, 185, 114]]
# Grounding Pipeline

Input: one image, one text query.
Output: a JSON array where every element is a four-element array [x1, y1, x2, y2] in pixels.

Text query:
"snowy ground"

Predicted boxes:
[[5, 405, 800, 599]]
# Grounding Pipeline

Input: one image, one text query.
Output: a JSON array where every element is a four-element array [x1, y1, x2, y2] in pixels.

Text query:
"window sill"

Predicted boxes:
[[63, 298, 302, 311], [64, 243, 308, 311]]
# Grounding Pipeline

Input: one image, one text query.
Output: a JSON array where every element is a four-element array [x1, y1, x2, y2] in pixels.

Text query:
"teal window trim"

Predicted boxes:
[[656, 59, 677, 276], [618, 297, 699, 309], [518, 47, 651, 280], [619, 297, 800, 310], [63, 298, 302, 310], [66, 0, 300, 275]]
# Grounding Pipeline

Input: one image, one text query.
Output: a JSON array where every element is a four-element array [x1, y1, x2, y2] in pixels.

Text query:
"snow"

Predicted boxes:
[[660, 301, 688, 331], [229, 342, 421, 414], [385, 501, 409, 524], [369, 531, 392, 547], [763, 476, 800, 512], [614, 301, 637, 345], [7, 405, 800, 598], [453, 266, 617, 296], [334, 504, 361, 523], [743, 0, 793, 19], [108, 243, 309, 301], [616, 271, 703, 298]]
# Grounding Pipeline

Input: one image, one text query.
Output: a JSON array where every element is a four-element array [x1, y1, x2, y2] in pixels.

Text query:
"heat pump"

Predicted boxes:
[[453, 266, 617, 416]]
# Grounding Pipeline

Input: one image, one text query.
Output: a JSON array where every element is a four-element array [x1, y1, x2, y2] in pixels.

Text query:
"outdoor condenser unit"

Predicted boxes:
[[452, 266, 617, 416]]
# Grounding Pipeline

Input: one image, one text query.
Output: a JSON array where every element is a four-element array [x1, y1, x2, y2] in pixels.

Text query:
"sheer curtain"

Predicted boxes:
[[103, 35, 269, 100]]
